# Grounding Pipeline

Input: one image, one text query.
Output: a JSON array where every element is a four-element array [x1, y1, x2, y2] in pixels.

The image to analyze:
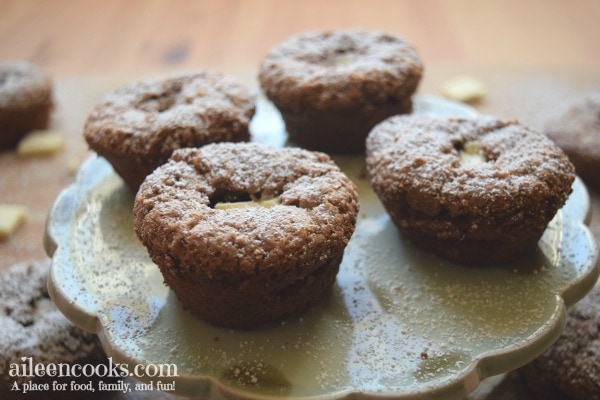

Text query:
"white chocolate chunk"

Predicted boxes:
[[459, 142, 486, 166], [335, 54, 354, 65], [0, 204, 28, 240], [17, 130, 65, 156], [215, 196, 280, 210], [441, 75, 487, 103]]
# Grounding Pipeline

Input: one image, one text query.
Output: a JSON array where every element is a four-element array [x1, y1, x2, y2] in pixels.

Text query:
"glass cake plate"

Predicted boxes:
[[45, 96, 599, 400]]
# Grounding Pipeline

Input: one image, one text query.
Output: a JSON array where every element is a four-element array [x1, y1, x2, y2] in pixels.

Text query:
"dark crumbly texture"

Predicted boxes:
[[0, 61, 53, 149], [520, 283, 600, 400], [0, 260, 106, 399], [544, 92, 600, 188], [134, 142, 359, 328], [258, 29, 423, 154], [366, 115, 575, 265], [84, 70, 255, 189]]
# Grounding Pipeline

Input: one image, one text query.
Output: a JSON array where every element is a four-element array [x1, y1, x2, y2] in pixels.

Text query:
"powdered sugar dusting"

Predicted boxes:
[[84, 70, 255, 156], [0, 61, 52, 109], [45, 97, 598, 398], [258, 29, 423, 111], [0, 260, 104, 386]]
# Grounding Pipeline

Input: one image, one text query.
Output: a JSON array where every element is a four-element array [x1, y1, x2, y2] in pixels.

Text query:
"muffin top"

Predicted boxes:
[[366, 115, 575, 220], [523, 283, 600, 399], [544, 92, 600, 158], [84, 70, 255, 158], [258, 29, 423, 112], [544, 92, 600, 187], [0, 260, 104, 372], [134, 142, 358, 283], [0, 60, 52, 109]]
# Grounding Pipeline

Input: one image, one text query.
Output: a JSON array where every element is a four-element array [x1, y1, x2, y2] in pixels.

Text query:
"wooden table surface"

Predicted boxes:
[[1, 2, 599, 399], [1, 0, 600, 76]]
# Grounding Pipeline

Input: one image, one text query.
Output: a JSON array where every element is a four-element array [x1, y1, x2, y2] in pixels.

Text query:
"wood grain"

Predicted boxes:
[[1, 0, 600, 77]]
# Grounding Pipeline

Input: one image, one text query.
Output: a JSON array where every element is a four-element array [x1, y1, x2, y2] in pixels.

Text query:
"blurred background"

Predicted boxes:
[[1, 0, 599, 77]]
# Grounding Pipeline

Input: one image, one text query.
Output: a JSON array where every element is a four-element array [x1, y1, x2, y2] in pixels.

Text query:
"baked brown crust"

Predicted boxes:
[[520, 283, 600, 400], [84, 70, 255, 189], [0, 260, 106, 398], [258, 29, 423, 154], [544, 92, 600, 189], [366, 115, 575, 265], [133, 142, 359, 328], [0, 61, 53, 149]]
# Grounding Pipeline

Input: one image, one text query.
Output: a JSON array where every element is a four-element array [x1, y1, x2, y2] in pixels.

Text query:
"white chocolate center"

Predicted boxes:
[[459, 142, 486, 167], [214, 195, 280, 210], [335, 54, 354, 65]]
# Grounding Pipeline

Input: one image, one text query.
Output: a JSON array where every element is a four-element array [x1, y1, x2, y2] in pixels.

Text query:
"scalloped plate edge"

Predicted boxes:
[[44, 97, 599, 400]]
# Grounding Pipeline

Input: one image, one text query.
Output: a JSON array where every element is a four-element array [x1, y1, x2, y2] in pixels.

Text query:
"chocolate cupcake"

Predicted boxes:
[[0, 61, 53, 149], [544, 92, 600, 189], [366, 115, 575, 265], [0, 260, 106, 399], [133, 142, 359, 328], [519, 283, 600, 400], [258, 29, 423, 154], [84, 70, 255, 189]]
